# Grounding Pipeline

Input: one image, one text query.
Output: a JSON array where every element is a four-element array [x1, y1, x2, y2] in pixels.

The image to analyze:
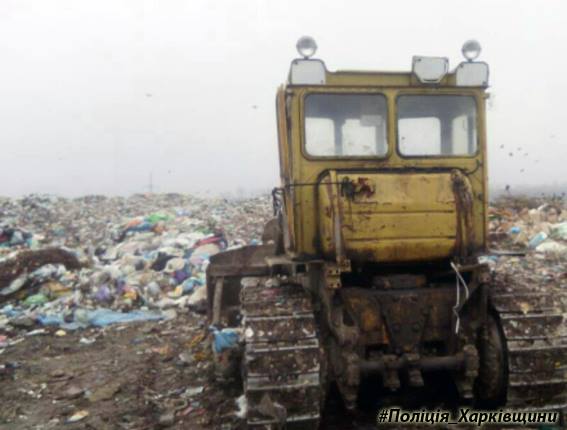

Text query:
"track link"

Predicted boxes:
[[240, 276, 323, 428], [491, 290, 567, 412]]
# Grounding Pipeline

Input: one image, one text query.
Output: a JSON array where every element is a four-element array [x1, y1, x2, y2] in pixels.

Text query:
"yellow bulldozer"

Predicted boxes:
[[207, 37, 567, 427]]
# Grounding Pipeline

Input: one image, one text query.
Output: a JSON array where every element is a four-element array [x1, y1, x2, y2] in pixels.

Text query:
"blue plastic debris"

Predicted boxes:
[[182, 277, 204, 294], [37, 308, 164, 330], [528, 232, 548, 249], [211, 327, 239, 353], [1, 305, 23, 319], [88, 309, 164, 327]]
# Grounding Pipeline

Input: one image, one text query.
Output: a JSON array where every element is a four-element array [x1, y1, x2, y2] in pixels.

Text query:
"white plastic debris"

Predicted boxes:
[[535, 240, 567, 256], [235, 394, 248, 419]]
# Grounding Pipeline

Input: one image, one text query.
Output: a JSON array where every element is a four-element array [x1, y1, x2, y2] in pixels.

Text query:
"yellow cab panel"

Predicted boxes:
[[279, 62, 488, 265]]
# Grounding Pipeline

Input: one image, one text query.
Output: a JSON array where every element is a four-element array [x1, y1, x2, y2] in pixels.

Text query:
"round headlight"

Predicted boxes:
[[462, 40, 481, 61], [296, 36, 317, 59]]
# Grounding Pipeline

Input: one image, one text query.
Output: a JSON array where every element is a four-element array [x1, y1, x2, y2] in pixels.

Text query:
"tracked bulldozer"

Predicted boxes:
[[207, 38, 567, 427]]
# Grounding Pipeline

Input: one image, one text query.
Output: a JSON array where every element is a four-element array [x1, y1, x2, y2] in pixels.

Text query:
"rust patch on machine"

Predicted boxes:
[[451, 169, 475, 259]]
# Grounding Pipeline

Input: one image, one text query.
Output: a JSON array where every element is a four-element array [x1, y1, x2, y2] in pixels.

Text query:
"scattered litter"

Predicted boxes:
[[528, 232, 548, 249], [56, 385, 84, 400], [26, 329, 47, 336], [188, 285, 207, 309], [79, 337, 96, 345], [211, 327, 239, 353], [184, 386, 205, 397], [178, 352, 193, 366], [235, 394, 248, 418], [37, 308, 165, 329], [23, 293, 48, 307], [66, 410, 89, 423], [550, 222, 567, 240], [188, 332, 206, 348], [535, 240, 567, 256]]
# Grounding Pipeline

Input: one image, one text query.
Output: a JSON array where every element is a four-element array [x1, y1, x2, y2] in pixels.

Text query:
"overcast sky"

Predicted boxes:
[[0, 0, 565, 197]]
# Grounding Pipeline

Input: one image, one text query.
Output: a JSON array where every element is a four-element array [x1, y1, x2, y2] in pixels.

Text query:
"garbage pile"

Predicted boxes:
[[1, 192, 562, 340], [489, 196, 567, 257], [0, 194, 272, 338]]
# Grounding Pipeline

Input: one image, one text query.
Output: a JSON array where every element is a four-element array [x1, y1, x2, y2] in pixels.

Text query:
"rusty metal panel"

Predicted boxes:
[[276, 87, 297, 253], [345, 213, 456, 240], [319, 171, 461, 262], [341, 287, 454, 349]]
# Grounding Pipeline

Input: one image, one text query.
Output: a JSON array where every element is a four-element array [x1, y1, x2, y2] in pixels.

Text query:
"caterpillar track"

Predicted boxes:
[[240, 276, 324, 429], [491, 288, 567, 413]]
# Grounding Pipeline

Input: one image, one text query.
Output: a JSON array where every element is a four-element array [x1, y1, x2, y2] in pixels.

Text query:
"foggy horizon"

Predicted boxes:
[[1, 0, 566, 197]]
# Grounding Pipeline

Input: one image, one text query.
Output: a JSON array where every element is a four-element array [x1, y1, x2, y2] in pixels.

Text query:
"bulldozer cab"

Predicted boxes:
[[276, 38, 489, 266]]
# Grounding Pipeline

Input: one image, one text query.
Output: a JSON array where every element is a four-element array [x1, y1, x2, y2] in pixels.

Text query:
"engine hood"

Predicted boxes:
[[317, 169, 475, 264]]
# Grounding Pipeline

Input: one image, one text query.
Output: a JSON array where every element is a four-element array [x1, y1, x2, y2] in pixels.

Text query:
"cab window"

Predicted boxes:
[[397, 95, 477, 156], [305, 94, 388, 157]]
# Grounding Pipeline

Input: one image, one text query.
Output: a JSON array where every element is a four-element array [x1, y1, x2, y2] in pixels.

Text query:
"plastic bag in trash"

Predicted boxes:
[[211, 327, 239, 353], [23, 294, 49, 307], [87, 309, 163, 327], [37, 308, 164, 329], [550, 222, 567, 241], [528, 232, 548, 249], [535, 240, 567, 256]]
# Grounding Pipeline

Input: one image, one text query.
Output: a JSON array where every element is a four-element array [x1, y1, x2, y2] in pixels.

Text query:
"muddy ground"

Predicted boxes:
[[0, 311, 452, 430], [0, 310, 229, 430], [0, 312, 363, 429]]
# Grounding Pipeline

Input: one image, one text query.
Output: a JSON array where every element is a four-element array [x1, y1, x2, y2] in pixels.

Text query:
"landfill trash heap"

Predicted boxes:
[[488, 195, 567, 257], [0, 193, 271, 339], [0, 192, 564, 339]]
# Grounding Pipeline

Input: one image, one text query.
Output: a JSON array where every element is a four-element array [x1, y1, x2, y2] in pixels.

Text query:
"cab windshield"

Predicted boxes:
[[397, 95, 477, 156], [304, 94, 388, 157]]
